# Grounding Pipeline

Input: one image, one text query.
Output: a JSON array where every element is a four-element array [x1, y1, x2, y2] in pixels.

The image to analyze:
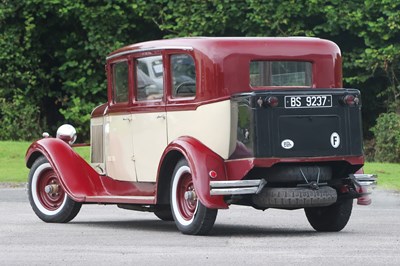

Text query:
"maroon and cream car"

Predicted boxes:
[[26, 37, 375, 235]]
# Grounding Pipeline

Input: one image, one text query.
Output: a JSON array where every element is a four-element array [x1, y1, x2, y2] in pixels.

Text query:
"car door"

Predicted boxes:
[[105, 60, 137, 182], [132, 54, 168, 182]]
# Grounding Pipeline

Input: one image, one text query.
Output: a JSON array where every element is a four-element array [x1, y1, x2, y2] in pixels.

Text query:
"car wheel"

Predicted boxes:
[[28, 156, 81, 223], [304, 199, 353, 232], [170, 158, 217, 235]]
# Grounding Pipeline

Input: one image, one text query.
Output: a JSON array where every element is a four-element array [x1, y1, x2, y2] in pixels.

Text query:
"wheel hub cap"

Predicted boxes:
[[184, 190, 197, 202], [37, 169, 65, 210], [44, 183, 60, 195]]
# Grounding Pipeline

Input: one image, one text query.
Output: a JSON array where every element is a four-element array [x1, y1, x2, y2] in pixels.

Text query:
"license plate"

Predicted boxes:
[[284, 95, 332, 108]]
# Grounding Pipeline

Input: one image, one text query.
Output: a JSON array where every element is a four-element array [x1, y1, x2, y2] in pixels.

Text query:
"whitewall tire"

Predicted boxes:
[[28, 156, 81, 223], [170, 158, 217, 235]]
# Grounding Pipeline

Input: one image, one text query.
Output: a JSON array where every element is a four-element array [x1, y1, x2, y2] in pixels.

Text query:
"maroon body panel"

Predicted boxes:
[[26, 138, 105, 202], [91, 103, 108, 118], [26, 138, 156, 204], [159, 136, 228, 209]]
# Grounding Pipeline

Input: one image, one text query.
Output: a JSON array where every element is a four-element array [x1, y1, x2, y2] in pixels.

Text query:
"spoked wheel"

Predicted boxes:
[[170, 158, 217, 235], [304, 198, 353, 232], [28, 156, 81, 223]]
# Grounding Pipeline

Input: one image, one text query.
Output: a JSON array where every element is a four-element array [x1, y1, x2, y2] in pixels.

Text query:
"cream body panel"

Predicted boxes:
[[132, 112, 168, 182], [104, 114, 137, 182], [167, 100, 232, 159]]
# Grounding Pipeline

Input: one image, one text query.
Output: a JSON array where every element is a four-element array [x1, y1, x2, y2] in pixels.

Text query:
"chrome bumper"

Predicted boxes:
[[210, 174, 377, 196], [209, 179, 266, 196], [351, 174, 377, 187]]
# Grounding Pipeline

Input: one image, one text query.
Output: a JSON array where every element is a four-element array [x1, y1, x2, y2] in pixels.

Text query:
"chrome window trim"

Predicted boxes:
[[106, 46, 194, 60]]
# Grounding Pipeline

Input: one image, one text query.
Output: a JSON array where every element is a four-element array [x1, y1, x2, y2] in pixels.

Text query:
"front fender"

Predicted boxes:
[[26, 138, 104, 202], [161, 136, 228, 209]]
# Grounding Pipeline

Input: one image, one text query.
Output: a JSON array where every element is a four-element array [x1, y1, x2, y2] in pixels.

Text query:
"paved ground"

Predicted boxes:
[[0, 187, 399, 265]]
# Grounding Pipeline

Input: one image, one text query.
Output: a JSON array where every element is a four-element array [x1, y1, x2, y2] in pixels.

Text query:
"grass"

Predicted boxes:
[[0, 141, 90, 183], [0, 141, 31, 183], [0, 141, 399, 191], [363, 162, 400, 191]]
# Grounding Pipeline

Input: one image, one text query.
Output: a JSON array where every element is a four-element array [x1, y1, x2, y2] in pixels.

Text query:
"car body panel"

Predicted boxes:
[[167, 100, 233, 160], [158, 136, 228, 209]]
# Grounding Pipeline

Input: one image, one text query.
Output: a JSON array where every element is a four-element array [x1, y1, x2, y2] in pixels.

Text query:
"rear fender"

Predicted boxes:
[[26, 138, 104, 202], [159, 136, 228, 209]]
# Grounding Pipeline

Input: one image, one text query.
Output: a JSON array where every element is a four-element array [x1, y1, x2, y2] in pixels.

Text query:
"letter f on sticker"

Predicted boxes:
[[333, 136, 338, 146], [330, 132, 340, 148]]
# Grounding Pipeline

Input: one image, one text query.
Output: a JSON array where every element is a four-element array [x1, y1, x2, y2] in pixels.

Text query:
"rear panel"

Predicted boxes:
[[230, 89, 363, 159]]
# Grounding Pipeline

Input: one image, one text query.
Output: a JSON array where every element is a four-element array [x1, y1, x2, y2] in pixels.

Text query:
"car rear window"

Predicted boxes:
[[250, 61, 312, 87]]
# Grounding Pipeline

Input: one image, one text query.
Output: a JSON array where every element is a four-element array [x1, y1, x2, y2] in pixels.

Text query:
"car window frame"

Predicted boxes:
[[168, 52, 197, 100], [249, 60, 313, 88], [134, 54, 165, 102], [106, 57, 133, 109]]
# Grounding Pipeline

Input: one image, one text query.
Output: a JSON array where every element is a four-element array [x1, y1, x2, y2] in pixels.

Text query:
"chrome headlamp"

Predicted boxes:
[[56, 124, 77, 145]]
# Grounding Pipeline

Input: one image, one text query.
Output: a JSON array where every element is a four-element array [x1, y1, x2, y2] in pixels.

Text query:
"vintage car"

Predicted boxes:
[[26, 37, 376, 235]]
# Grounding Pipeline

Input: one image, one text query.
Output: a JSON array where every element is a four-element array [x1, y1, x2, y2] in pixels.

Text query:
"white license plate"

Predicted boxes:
[[284, 95, 332, 108]]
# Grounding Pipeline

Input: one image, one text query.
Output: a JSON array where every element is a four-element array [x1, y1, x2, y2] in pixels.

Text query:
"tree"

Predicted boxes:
[[149, 0, 399, 131], [0, 0, 162, 141], [1, 0, 399, 144]]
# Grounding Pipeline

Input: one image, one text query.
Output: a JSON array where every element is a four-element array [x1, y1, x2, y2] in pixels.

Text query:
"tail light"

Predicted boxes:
[[342, 95, 360, 106], [264, 96, 279, 107]]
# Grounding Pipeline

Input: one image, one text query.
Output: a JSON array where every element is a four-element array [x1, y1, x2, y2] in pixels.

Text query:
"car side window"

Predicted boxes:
[[171, 54, 196, 98], [112, 61, 129, 103], [135, 55, 164, 101]]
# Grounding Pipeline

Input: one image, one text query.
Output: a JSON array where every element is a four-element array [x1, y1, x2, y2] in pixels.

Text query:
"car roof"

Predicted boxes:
[[106, 37, 343, 96], [107, 37, 340, 61]]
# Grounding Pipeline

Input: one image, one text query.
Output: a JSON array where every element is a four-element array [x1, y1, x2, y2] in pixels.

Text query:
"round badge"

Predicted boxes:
[[281, 139, 294, 149], [330, 132, 340, 148]]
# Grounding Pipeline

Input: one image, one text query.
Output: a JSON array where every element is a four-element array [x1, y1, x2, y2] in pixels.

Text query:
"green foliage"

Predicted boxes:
[[0, 91, 43, 141], [0, 0, 161, 141], [370, 113, 400, 162], [59, 96, 95, 143], [0, 0, 399, 143]]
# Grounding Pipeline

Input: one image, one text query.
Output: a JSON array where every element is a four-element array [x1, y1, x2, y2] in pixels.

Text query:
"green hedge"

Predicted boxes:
[[371, 113, 400, 162], [1, 1, 399, 141]]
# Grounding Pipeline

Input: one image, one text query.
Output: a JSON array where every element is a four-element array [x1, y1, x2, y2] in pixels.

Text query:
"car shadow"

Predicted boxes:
[[71, 219, 177, 233], [210, 223, 318, 237], [70, 219, 349, 237]]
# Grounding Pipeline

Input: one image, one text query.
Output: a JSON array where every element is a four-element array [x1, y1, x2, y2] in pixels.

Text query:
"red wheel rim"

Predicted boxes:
[[176, 172, 197, 221], [36, 168, 65, 211]]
